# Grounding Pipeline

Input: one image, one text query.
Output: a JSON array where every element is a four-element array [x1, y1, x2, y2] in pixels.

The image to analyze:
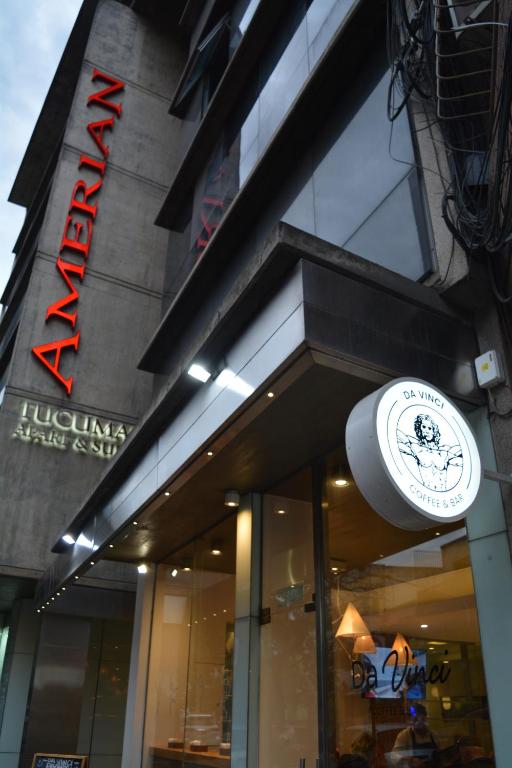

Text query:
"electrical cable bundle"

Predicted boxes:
[[387, 0, 512, 257]]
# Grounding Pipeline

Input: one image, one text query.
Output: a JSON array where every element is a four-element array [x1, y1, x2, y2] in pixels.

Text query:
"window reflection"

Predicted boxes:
[[325, 457, 495, 768], [143, 516, 236, 768]]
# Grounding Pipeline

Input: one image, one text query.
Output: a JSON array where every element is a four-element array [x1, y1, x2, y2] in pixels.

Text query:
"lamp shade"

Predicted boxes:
[[385, 632, 413, 666], [353, 634, 377, 654], [335, 602, 371, 639]]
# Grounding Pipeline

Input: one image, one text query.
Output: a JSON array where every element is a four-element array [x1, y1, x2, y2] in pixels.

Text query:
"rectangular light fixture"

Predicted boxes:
[[187, 363, 211, 383]]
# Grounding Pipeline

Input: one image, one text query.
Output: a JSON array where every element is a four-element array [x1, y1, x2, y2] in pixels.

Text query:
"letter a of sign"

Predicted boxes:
[[32, 333, 80, 396], [87, 69, 125, 117]]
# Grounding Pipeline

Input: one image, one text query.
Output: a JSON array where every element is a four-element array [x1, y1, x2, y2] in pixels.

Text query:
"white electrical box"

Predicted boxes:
[[475, 350, 505, 389]]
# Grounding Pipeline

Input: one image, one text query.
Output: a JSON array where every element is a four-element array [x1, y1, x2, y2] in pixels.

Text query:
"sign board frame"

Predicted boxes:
[[31, 754, 88, 768], [346, 377, 482, 530]]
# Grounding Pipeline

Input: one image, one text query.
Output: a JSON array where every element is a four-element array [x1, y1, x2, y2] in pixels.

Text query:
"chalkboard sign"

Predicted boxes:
[[32, 754, 87, 768]]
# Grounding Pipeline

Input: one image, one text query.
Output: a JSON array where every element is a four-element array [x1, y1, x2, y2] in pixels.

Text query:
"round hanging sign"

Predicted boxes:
[[346, 378, 482, 530]]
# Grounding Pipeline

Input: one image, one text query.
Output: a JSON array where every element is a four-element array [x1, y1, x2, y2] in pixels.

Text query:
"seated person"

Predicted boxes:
[[391, 703, 438, 766]]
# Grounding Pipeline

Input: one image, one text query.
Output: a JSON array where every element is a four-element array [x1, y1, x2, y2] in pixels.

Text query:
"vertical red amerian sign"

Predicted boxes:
[[31, 69, 125, 396]]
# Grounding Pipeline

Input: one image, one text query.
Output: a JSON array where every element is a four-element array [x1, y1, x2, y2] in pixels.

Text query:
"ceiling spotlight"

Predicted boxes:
[[132, 521, 138, 526], [207, 450, 214, 457], [211, 541, 222, 556], [164, 491, 171, 497], [51, 597, 55, 601], [334, 478, 349, 487], [435, 532, 441, 536], [183, 566, 191, 572], [171, 568, 178, 578], [109, 544, 114, 549], [331, 566, 339, 573], [62, 533, 76, 545], [138, 563, 148, 574], [188, 363, 211, 383], [74, 576, 79, 580], [276, 508, 286, 515], [267, 391, 274, 398], [224, 490, 240, 507], [90, 561, 95, 566], [62, 587, 66, 591], [420, 624, 429, 629]]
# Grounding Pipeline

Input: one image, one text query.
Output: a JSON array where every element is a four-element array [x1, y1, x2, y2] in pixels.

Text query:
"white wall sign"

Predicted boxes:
[[11, 399, 133, 460], [346, 378, 482, 530]]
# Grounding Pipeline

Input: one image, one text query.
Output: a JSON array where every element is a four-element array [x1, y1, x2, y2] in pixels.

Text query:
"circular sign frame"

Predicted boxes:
[[345, 378, 482, 531]]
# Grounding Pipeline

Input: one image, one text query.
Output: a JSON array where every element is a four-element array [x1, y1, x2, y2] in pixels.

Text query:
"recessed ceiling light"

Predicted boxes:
[[224, 490, 240, 507], [207, 450, 214, 456], [267, 391, 274, 398], [109, 544, 114, 549], [334, 478, 349, 487], [62, 587, 66, 591], [57, 592, 61, 596], [74, 576, 79, 580], [133, 521, 138, 526], [90, 561, 95, 566], [188, 364, 211, 383], [223, 609, 227, 613], [37, 609, 41, 613], [331, 566, 339, 572], [276, 509, 286, 515], [164, 491, 171, 497], [420, 624, 428, 629], [171, 568, 178, 578], [183, 566, 191, 572], [435, 532, 441, 536], [51, 597, 55, 601], [211, 548, 222, 556]]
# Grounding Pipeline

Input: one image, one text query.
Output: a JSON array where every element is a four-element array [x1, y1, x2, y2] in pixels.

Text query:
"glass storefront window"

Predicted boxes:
[[323, 450, 495, 767], [143, 516, 236, 768], [259, 468, 319, 768]]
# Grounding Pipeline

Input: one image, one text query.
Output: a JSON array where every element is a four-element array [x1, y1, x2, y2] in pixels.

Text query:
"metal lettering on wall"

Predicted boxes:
[[11, 400, 133, 459], [31, 69, 125, 396]]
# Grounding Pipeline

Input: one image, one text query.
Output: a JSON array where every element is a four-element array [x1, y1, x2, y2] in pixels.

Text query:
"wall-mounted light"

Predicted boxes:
[[188, 364, 211, 383], [224, 490, 240, 507], [62, 533, 76, 545], [215, 368, 254, 397], [138, 563, 148, 574]]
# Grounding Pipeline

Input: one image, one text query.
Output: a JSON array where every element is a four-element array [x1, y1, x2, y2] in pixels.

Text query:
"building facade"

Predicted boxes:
[[1, 1, 512, 767]]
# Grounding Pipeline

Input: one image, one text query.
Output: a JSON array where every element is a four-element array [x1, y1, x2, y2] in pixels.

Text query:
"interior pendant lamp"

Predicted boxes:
[[386, 632, 414, 666], [336, 602, 371, 639], [353, 634, 377, 654]]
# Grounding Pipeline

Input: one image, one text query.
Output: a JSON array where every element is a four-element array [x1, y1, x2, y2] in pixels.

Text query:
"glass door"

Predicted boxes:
[[260, 467, 319, 768]]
